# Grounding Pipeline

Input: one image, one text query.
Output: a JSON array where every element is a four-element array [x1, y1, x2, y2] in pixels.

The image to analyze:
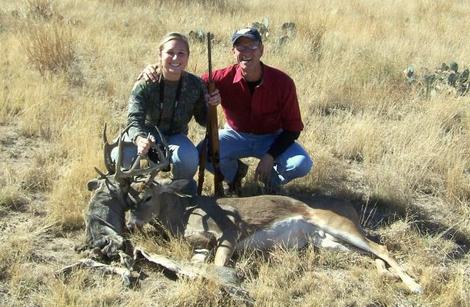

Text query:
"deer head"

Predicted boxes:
[[127, 179, 189, 230]]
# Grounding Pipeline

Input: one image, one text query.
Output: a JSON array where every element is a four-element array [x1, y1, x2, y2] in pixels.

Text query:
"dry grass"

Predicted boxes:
[[23, 22, 76, 77], [0, 185, 30, 212], [1, 0, 469, 305]]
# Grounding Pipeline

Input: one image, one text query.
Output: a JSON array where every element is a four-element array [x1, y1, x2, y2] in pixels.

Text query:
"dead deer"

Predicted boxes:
[[128, 179, 423, 294], [83, 125, 170, 259]]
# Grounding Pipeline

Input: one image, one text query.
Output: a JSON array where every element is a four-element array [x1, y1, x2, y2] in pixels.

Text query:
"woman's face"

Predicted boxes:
[[160, 39, 189, 81]]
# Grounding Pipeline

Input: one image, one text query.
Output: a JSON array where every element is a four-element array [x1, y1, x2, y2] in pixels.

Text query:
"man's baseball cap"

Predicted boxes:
[[231, 27, 262, 45]]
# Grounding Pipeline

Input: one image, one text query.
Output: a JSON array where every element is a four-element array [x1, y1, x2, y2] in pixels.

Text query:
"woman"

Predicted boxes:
[[118, 32, 208, 195]]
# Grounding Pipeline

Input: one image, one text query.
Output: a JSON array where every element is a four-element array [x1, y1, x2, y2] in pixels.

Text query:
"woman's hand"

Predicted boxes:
[[206, 89, 221, 106], [137, 64, 159, 82], [135, 135, 155, 155]]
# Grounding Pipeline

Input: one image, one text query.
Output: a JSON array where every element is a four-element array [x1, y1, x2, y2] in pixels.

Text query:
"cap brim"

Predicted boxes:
[[232, 34, 259, 45]]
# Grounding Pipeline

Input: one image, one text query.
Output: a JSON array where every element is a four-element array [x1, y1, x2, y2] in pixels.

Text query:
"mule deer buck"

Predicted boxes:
[[83, 125, 170, 259], [128, 179, 423, 293]]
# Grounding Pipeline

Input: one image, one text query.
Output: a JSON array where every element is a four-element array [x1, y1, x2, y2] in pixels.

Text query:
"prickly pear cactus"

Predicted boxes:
[[404, 61, 469, 98]]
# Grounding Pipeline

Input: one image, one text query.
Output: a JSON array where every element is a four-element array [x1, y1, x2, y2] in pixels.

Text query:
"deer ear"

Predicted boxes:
[[155, 179, 191, 194], [157, 179, 190, 194], [87, 179, 100, 191], [130, 181, 146, 192], [169, 179, 191, 191]]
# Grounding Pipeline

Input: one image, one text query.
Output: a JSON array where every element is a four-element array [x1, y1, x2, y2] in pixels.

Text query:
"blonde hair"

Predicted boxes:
[[158, 32, 190, 55], [155, 32, 190, 77]]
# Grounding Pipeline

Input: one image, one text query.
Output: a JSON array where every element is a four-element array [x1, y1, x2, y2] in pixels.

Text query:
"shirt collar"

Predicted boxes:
[[233, 62, 265, 85]]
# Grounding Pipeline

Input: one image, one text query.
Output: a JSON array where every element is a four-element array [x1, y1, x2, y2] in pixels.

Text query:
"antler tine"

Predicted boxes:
[[152, 144, 169, 169], [114, 134, 141, 180], [103, 123, 118, 174], [120, 156, 170, 178], [150, 123, 171, 166], [114, 136, 170, 180], [149, 149, 170, 173], [144, 145, 170, 186], [145, 124, 171, 181], [104, 123, 137, 176], [113, 133, 126, 179], [153, 124, 170, 152]]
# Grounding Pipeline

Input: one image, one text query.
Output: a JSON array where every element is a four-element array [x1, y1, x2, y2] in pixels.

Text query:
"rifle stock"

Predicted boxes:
[[197, 32, 224, 197], [196, 138, 207, 196], [207, 100, 224, 197]]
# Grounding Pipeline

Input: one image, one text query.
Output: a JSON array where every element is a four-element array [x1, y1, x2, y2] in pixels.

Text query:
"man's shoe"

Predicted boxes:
[[261, 183, 281, 195], [227, 160, 248, 196]]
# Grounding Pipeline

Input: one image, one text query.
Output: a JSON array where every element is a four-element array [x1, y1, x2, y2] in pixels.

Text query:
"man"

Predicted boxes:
[[203, 27, 313, 194], [144, 27, 313, 194]]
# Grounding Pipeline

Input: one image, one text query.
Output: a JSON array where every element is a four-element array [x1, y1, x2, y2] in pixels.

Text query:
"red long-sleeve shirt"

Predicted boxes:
[[202, 63, 304, 134]]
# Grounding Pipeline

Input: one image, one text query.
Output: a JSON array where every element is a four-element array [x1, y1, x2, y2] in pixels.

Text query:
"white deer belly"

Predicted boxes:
[[237, 215, 319, 250]]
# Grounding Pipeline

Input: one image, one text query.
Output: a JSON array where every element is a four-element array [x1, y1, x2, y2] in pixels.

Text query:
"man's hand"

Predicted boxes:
[[137, 64, 158, 82], [135, 135, 155, 155], [206, 89, 221, 106], [254, 154, 274, 184]]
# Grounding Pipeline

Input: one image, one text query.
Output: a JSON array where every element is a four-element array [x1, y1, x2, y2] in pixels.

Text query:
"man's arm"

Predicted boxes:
[[279, 76, 303, 132], [256, 73, 303, 183], [255, 130, 300, 184], [267, 130, 300, 159], [138, 64, 159, 83]]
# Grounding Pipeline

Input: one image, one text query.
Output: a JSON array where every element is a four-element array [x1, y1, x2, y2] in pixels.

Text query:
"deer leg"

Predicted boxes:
[[375, 258, 388, 275], [374, 259, 400, 280], [314, 233, 401, 281], [321, 220, 423, 294], [316, 232, 352, 252], [364, 238, 422, 294], [191, 249, 211, 264], [214, 231, 237, 267], [186, 231, 217, 264]]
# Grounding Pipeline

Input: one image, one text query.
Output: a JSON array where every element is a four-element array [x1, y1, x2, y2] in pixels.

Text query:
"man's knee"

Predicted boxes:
[[292, 155, 313, 178]]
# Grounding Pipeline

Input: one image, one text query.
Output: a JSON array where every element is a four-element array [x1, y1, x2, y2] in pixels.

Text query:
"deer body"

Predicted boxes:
[[84, 176, 129, 257], [84, 173, 151, 259], [129, 180, 423, 293], [82, 124, 170, 259], [85, 125, 422, 293]]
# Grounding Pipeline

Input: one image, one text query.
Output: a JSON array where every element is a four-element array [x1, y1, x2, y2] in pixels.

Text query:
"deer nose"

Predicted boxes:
[[126, 219, 142, 232]]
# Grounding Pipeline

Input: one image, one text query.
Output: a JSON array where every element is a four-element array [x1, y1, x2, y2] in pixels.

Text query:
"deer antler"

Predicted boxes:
[[103, 123, 118, 174], [114, 131, 170, 181], [103, 124, 136, 174], [145, 124, 172, 184], [144, 143, 169, 186]]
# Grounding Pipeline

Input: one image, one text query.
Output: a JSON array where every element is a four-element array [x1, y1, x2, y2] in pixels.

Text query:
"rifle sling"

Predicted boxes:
[[157, 76, 183, 133]]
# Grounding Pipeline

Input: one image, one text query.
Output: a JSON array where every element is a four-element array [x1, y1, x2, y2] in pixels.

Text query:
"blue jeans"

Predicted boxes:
[[200, 127, 313, 188], [111, 133, 199, 195]]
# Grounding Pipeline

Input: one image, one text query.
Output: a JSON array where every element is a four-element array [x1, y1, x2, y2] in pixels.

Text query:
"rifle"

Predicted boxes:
[[197, 32, 224, 197]]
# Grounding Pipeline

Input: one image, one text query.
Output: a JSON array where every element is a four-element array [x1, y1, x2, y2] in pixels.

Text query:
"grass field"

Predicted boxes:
[[0, 0, 469, 305]]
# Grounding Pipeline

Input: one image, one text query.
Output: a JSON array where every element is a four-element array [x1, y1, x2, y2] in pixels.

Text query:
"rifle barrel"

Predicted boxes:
[[207, 32, 212, 83]]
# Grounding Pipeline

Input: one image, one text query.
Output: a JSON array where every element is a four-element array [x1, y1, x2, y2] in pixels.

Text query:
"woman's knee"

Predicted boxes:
[[172, 146, 199, 178]]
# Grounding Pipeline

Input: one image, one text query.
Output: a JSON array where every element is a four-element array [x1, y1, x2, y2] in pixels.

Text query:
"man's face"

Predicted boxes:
[[232, 37, 263, 72]]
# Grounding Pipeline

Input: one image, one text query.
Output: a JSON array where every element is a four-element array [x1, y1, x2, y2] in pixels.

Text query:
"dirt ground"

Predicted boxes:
[[0, 124, 84, 302]]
